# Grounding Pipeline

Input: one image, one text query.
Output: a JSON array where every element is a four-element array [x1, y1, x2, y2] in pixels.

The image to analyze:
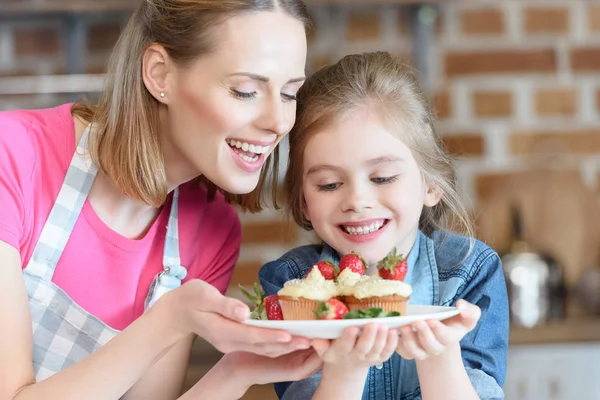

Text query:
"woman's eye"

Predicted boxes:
[[371, 176, 399, 184], [282, 93, 298, 102], [317, 183, 341, 192], [231, 89, 257, 99]]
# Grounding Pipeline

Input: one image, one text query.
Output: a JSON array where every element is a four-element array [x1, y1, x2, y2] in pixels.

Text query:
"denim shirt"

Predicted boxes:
[[258, 230, 509, 400]]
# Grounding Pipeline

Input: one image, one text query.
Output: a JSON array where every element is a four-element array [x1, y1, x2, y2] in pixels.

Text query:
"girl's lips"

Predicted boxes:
[[339, 220, 390, 244]]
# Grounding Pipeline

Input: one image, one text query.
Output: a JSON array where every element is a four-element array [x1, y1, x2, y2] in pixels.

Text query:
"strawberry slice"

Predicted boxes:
[[305, 260, 338, 280], [239, 283, 283, 320], [314, 299, 349, 320], [377, 247, 407, 281], [264, 294, 283, 320], [339, 252, 367, 275]]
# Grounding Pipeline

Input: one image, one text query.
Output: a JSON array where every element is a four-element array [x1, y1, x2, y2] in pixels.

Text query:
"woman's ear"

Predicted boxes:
[[142, 43, 172, 103], [423, 183, 442, 207]]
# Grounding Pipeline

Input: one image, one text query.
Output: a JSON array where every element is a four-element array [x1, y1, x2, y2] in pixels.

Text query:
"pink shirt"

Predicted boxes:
[[0, 104, 242, 330]]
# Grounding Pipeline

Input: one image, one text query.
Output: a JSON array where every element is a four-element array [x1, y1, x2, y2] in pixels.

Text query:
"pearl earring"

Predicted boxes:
[[160, 92, 165, 98]]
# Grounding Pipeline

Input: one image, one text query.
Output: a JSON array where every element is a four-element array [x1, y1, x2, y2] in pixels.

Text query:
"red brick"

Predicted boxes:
[[445, 49, 556, 76], [228, 261, 263, 288], [14, 26, 61, 56], [460, 8, 505, 35], [346, 11, 381, 42], [442, 134, 484, 157], [534, 88, 578, 116], [589, 4, 600, 32], [241, 220, 297, 245], [308, 55, 331, 73], [434, 90, 451, 120], [87, 23, 122, 52], [570, 47, 600, 72], [510, 130, 600, 155], [473, 91, 512, 117], [524, 7, 569, 34]]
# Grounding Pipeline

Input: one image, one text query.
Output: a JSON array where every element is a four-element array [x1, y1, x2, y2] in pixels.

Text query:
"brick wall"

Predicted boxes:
[[2, 1, 600, 299]]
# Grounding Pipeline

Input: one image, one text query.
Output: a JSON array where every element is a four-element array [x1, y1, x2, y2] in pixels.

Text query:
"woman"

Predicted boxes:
[[0, 1, 317, 399]]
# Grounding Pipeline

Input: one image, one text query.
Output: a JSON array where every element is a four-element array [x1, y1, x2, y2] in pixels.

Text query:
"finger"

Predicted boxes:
[[204, 316, 293, 350], [395, 327, 414, 360], [456, 299, 481, 330], [364, 325, 389, 362], [380, 329, 399, 361], [414, 321, 445, 356], [355, 324, 380, 356], [239, 337, 312, 358], [296, 349, 324, 379], [195, 281, 250, 321], [311, 339, 332, 358], [399, 325, 428, 360], [334, 326, 360, 354]]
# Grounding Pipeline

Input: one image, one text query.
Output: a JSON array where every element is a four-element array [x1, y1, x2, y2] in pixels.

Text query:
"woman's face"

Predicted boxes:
[[162, 11, 307, 193]]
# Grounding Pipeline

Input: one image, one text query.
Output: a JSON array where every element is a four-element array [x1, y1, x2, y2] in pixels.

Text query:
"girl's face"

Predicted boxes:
[[302, 107, 440, 267], [162, 11, 307, 193]]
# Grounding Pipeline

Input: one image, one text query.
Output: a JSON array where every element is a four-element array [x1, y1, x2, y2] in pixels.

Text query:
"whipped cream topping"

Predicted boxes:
[[278, 265, 338, 301], [351, 278, 413, 299]]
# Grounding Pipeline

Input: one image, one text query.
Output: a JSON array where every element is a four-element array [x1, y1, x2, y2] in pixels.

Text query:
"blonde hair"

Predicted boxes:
[[72, 0, 309, 211], [285, 51, 474, 239]]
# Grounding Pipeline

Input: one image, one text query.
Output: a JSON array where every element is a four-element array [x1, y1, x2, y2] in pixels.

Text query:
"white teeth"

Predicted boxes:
[[240, 154, 259, 163], [344, 220, 385, 235], [227, 139, 270, 154]]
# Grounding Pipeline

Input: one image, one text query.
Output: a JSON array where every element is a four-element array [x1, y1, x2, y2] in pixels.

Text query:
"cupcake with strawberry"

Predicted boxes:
[[344, 247, 412, 315], [277, 264, 339, 320], [336, 252, 370, 297]]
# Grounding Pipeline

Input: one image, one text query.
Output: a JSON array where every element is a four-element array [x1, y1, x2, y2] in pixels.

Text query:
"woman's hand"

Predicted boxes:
[[312, 324, 398, 376], [222, 348, 323, 387], [396, 299, 481, 361], [157, 279, 310, 357]]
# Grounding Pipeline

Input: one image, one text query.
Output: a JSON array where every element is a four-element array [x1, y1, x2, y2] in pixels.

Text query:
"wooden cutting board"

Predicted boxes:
[[476, 168, 600, 289]]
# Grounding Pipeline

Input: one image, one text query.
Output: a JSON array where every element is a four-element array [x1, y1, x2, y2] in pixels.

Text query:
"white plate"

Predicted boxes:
[[244, 305, 460, 339]]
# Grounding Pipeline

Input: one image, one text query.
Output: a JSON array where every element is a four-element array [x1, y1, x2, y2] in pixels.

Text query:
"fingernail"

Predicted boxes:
[[278, 335, 292, 343], [235, 307, 249, 320], [457, 301, 468, 311]]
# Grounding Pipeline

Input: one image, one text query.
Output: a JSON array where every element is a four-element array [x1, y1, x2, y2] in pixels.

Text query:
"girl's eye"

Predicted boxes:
[[231, 89, 257, 99], [317, 183, 341, 192], [371, 176, 399, 185]]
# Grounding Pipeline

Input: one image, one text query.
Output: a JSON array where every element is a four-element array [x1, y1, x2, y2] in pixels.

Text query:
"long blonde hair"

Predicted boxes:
[[285, 52, 474, 239], [72, 0, 309, 211]]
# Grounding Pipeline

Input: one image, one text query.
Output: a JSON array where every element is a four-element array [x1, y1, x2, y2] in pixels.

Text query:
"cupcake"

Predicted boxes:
[[277, 265, 338, 320], [336, 268, 370, 299], [344, 278, 412, 315]]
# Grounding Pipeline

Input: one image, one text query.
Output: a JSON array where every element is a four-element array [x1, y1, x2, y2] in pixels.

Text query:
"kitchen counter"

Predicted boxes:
[[509, 317, 600, 345]]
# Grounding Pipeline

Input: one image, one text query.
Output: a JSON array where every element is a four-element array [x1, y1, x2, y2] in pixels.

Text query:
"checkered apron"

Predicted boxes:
[[23, 125, 188, 381]]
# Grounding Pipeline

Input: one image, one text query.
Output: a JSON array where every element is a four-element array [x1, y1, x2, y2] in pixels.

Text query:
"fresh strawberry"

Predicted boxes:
[[239, 283, 283, 320], [264, 294, 283, 320], [339, 252, 367, 275], [314, 299, 349, 320], [377, 247, 407, 281], [305, 260, 338, 280]]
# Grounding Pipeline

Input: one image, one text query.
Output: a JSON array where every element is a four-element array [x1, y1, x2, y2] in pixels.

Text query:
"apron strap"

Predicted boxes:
[[24, 126, 97, 281]]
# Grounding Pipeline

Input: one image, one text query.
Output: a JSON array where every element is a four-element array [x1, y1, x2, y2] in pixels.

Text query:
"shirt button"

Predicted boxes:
[[375, 363, 384, 370]]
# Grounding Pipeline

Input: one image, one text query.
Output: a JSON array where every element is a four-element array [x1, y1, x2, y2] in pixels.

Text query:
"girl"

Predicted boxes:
[[259, 52, 509, 399], [0, 1, 320, 399]]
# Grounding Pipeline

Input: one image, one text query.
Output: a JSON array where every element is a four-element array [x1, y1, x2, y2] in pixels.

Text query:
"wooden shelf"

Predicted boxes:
[[0, 0, 442, 15], [0, 74, 106, 95], [0, 0, 141, 14], [510, 318, 600, 346]]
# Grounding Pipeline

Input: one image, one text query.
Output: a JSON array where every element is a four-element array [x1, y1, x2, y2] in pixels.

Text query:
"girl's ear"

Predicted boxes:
[[424, 183, 442, 207]]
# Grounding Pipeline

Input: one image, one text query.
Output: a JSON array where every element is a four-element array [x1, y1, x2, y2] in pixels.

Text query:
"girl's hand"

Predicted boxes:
[[157, 279, 310, 357], [396, 299, 481, 361], [312, 323, 399, 376], [221, 348, 323, 387]]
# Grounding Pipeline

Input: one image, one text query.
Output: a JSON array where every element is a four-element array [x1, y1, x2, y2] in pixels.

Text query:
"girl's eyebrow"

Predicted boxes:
[[306, 156, 404, 176], [365, 155, 405, 166]]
